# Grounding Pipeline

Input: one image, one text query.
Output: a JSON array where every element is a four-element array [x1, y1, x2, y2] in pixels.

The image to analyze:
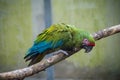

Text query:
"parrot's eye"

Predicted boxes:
[[85, 39, 88, 41], [82, 38, 93, 53], [83, 38, 89, 45], [84, 39, 88, 42]]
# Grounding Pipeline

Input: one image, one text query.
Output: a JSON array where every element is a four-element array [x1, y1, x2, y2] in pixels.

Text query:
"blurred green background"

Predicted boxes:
[[0, 0, 120, 80]]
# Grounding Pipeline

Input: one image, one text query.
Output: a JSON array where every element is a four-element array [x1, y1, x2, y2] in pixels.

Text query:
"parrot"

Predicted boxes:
[[24, 23, 95, 66]]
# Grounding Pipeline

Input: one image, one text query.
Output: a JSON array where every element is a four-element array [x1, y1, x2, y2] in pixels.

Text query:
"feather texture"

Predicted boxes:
[[24, 23, 95, 66]]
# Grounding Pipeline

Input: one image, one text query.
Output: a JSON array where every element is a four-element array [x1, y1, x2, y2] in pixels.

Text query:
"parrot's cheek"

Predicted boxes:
[[83, 45, 93, 53]]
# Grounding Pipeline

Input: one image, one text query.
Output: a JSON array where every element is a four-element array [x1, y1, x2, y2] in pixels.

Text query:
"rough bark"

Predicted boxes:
[[0, 24, 120, 80], [92, 24, 120, 40]]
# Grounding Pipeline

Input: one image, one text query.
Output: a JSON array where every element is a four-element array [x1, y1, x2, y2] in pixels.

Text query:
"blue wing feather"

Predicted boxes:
[[25, 40, 63, 58]]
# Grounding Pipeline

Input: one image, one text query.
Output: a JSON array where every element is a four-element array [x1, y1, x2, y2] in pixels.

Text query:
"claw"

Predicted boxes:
[[53, 50, 69, 55]]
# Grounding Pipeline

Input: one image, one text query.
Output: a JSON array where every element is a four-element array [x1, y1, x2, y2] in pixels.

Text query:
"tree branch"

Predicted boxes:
[[92, 24, 120, 40], [0, 24, 120, 80]]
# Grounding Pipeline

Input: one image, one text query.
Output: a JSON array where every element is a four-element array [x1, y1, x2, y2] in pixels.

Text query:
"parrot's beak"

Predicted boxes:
[[82, 45, 93, 53]]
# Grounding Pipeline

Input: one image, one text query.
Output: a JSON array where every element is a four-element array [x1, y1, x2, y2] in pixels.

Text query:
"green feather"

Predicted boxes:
[[25, 23, 95, 66], [35, 23, 95, 50]]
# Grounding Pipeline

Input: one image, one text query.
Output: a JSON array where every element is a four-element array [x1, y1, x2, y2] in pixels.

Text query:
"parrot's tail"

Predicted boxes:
[[27, 53, 45, 66], [24, 41, 53, 66]]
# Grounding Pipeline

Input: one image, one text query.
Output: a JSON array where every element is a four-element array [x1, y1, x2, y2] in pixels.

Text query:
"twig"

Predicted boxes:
[[92, 24, 120, 40], [0, 24, 120, 80]]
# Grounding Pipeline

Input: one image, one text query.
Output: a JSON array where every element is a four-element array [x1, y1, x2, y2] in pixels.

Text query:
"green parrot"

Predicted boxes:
[[24, 23, 95, 66]]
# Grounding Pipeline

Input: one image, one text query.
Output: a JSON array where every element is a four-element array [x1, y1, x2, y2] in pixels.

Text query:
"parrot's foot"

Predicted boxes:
[[53, 50, 69, 55]]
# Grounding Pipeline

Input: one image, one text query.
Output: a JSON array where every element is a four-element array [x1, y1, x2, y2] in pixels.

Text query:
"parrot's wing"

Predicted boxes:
[[24, 24, 73, 63]]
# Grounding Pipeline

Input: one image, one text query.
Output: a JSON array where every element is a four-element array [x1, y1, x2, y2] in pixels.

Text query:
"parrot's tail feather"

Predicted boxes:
[[24, 41, 52, 59], [24, 53, 32, 59], [28, 53, 45, 66], [25, 54, 39, 62], [24, 40, 63, 66]]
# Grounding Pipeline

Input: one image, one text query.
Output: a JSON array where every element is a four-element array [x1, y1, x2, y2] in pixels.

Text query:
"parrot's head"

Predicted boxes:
[[81, 35, 95, 53]]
